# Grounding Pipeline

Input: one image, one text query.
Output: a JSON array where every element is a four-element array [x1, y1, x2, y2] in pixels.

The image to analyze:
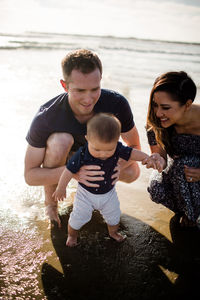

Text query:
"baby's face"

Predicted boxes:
[[88, 138, 117, 160]]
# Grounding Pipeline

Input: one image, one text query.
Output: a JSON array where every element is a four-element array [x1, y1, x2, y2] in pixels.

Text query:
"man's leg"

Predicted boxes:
[[43, 132, 74, 227], [118, 159, 140, 183]]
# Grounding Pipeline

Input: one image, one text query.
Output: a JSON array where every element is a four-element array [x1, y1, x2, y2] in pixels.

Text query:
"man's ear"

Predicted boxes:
[[60, 79, 68, 92]]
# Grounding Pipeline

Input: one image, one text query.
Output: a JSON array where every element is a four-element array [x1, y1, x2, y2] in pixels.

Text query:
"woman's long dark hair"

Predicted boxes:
[[146, 71, 196, 156]]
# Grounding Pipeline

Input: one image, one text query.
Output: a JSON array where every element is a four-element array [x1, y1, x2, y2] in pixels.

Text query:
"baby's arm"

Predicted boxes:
[[130, 149, 163, 171], [52, 168, 73, 202], [130, 148, 150, 162]]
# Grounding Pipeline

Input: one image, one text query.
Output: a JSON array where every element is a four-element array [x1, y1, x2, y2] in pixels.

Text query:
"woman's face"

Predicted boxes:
[[152, 91, 186, 128]]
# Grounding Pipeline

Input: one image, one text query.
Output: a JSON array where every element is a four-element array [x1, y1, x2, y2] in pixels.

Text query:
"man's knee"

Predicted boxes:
[[129, 163, 140, 182], [44, 132, 74, 166], [120, 161, 140, 183]]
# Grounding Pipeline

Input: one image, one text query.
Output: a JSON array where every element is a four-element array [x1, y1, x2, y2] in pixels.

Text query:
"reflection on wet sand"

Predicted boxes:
[[41, 205, 200, 300], [1, 184, 200, 299]]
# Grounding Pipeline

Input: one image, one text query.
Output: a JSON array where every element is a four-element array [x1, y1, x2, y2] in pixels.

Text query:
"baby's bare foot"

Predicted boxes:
[[109, 232, 127, 242], [66, 235, 78, 247]]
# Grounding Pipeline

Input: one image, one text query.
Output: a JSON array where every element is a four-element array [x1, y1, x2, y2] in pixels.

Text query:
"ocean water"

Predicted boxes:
[[0, 31, 200, 298], [1, 31, 200, 221]]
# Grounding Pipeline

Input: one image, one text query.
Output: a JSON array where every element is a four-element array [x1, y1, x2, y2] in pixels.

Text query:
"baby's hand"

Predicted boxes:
[[52, 188, 66, 202]]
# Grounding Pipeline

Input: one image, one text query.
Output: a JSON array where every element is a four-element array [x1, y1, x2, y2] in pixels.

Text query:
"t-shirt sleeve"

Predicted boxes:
[[66, 148, 83, 174], [118, 143, 133, 161], [146, 129, 157, 146], [115, 93, 135, 133], [26, 113, 50, 148]]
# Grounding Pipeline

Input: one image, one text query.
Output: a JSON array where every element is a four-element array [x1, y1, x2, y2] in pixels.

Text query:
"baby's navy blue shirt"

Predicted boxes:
[[67, 141, 132, 194]]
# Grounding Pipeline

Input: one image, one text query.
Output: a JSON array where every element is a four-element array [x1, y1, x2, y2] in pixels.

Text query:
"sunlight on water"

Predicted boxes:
[[1, 0, 200, 43]]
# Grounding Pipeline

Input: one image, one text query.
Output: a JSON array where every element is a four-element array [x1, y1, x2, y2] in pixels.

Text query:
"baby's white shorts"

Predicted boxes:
[[69, 184, 121, 230]]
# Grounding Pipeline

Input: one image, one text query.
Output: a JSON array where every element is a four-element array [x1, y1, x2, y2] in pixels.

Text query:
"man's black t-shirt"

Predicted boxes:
[[26, 89, 135, 150]]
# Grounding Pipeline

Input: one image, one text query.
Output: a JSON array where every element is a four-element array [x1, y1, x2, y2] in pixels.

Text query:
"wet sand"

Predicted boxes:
[[1, 181, 200, 299], [41, 183, 200, 299]]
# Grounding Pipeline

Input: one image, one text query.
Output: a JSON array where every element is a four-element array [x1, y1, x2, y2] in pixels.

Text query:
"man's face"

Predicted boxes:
[[62, 68, 101, 118]]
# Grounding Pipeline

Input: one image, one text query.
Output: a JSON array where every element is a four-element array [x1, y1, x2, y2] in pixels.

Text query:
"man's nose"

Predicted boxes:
[[83, 92, 94, 103]]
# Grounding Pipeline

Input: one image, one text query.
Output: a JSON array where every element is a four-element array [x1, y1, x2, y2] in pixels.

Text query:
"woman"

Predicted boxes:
[[144, 71, 200, 227]]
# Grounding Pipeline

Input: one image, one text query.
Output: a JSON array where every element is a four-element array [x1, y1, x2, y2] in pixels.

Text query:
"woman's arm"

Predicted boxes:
[[150, 144, 167, 160]]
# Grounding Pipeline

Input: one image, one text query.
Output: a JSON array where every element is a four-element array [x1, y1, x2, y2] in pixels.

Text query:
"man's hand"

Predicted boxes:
[[73, 165, 105, 187], [111, 164, 120, 185]]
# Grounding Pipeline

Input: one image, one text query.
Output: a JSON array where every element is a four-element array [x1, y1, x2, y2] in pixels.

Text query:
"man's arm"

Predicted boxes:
[[24, 144, 65, 186], [121, 126, 141, 150], [116, 126, 141, 183]]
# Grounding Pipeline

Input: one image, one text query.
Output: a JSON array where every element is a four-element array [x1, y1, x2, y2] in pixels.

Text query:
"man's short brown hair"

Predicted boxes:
[[61, 49, 102, 83]]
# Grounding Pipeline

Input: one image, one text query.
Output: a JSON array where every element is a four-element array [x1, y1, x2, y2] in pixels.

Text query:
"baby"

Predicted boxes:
[[53, 113, 160, 247]]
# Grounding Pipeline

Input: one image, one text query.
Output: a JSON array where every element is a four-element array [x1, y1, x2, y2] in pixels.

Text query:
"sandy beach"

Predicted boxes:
[[1, 163, 200, 299], [26, 181, 200, 300]]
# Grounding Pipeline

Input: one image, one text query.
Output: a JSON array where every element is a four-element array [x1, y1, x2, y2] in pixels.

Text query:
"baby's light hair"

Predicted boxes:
[[87, 113, 121, 143]]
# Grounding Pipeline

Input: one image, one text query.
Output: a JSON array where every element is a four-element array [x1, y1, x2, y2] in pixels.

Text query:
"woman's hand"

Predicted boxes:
[[184, 165, 200, 182], [73, 165, 105, 187], [142, 153, 166, 173]]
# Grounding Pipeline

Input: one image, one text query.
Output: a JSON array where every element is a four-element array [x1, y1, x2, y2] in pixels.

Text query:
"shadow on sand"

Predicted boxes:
[[41, 207, 200, 300]]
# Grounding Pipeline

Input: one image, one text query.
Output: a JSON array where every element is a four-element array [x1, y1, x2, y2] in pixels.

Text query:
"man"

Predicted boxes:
[[24, 49, 141, 227]]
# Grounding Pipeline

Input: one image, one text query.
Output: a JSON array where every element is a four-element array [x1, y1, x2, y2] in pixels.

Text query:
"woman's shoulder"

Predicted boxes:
[[192, 103, 200, 115], [189, 104, 200, 135]]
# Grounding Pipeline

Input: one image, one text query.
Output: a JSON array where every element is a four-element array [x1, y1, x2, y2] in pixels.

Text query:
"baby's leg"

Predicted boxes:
[[101, 188, 126, 242], [107, 224, 126, 242], [66, 224, 79, 247], [67, 184, 93, 246]]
